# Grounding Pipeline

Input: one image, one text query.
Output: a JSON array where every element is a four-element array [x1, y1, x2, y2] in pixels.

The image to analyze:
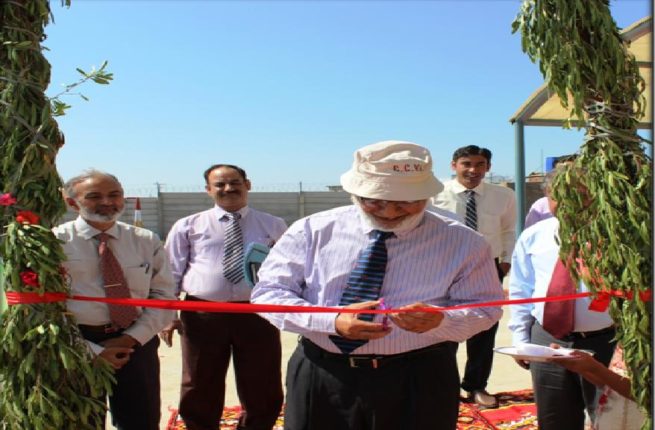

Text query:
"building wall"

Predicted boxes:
[[502, 182, 546, 215]]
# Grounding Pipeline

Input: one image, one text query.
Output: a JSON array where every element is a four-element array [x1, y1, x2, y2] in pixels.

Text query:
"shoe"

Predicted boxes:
[[470, 390, 498, 408]]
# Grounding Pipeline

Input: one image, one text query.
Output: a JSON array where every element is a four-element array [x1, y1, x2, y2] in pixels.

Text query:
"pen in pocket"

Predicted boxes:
[[141, 263, 150, 274]]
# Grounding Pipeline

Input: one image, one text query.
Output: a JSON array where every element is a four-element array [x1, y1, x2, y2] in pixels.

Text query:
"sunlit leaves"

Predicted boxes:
[[0, 1, 114, 428], [514, 1, 652, 429], [51, 61, 114, 116]]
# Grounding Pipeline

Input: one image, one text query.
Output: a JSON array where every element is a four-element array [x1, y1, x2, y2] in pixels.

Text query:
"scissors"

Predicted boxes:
[[379, 297, 390, 330]]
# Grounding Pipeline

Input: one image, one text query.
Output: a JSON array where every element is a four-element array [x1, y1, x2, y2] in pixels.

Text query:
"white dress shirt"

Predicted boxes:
[[251, 205, 504, 355], [165, 205, 287, 301], [508, 217, 613, 346], [433, 179, 516, 264], [53, 217, 176, 353]]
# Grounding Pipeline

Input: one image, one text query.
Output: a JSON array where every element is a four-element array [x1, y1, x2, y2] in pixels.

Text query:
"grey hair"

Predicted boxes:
[[542, 165, 567, 194], [63, 169, 122, 199]]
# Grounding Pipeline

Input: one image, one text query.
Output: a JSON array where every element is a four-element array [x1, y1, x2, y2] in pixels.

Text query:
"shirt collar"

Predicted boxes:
[[450, 179, 486, 196], [214, 205, 249, 221], [74, 216, 120, 240]]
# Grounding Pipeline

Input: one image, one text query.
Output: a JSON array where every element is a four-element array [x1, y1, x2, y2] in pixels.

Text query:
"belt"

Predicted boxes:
[[300, 337, 454, 369], [185, 295, 249, 304], [564, 326, 615, 340], [78, 323, 122, 334]]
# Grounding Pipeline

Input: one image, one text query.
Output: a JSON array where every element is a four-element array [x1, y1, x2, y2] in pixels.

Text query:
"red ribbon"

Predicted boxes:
[[6, 290, 649, 314], [587, 289, 653, 312], [6, 292, 68, 304]]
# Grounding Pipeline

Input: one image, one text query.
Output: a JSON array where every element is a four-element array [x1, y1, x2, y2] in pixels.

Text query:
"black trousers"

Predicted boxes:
[[284, 339, 460, 430], [459, 321, 499, 392], [458, 258, 504, 392], [179, 309, 283, 430], [79, 327, 161, 430], [530, 322, 616, 430]]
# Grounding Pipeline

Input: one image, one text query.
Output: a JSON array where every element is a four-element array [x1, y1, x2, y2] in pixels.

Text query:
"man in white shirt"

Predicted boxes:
[[432, 145, 516, 407], [508, 167, 615, 430], [54, 169, 176, 430]]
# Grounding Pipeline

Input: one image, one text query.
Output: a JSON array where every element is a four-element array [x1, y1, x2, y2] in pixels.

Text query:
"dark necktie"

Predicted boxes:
[[97, 233, 138, 329], [330, 230, 394, 354], [542, 259, 576, 339], [465, 189, 477, 230], [223, 212, 245, 284]]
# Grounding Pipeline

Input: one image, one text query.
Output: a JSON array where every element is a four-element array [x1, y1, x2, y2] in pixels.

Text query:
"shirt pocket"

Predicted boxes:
[[249, 234, 276, 248], [123, 266, 151, 298], [62, 260, 101, 292]]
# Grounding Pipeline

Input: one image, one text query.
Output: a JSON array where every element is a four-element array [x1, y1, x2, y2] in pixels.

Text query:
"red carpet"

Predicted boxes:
[[166, 389, 536, 430], [458, 389, 537, 429]]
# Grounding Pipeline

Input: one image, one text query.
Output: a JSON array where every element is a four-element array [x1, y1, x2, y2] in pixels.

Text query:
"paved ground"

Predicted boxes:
[[142, 305, 532, 429]]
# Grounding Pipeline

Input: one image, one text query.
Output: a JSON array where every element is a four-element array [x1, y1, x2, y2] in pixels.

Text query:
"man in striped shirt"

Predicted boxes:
[[162, 164, 286, 430], [252, 140, 504, 430]]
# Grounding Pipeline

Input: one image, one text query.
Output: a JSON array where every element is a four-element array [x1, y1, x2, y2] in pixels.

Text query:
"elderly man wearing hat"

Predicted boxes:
[[251, 140, 504, 430]]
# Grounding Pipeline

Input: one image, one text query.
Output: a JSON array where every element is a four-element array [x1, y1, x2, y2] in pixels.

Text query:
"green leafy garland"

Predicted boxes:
[[513, 1, 652, 428], [0, 1, 114, 428]]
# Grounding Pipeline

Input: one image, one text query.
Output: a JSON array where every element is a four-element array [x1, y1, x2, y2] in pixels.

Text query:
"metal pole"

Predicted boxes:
[[298, 181, 305, 219], [155, 182, 165, 238], [515, 121, 526, 233]]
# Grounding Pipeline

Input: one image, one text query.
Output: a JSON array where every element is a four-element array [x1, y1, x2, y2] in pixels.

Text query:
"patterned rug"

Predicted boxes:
[[458, 389, 537, 429], [166, 389, 537, 430]]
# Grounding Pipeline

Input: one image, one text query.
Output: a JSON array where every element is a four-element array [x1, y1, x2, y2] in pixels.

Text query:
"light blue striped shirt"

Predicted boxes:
[[251, 205, 504, 355], [508, 217, 613, 346]]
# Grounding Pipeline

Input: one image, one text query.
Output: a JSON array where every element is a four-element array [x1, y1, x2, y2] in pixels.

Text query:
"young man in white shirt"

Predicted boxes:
[[433, 145, 516, 407]]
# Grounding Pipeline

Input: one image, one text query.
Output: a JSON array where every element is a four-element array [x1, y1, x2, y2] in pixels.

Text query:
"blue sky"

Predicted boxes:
[[44, 0, 651, 195]]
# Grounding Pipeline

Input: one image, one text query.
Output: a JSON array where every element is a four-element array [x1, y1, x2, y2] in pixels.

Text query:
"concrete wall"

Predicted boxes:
[[61, 192, 352, 239], [61, 184, 544, 239]]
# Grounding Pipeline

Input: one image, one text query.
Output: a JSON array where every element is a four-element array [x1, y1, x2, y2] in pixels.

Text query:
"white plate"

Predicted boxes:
[[494, 346, 594, 362]]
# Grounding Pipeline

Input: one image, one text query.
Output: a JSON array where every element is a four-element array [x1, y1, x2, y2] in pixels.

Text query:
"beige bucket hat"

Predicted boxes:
[[340, 140, 443, 201]]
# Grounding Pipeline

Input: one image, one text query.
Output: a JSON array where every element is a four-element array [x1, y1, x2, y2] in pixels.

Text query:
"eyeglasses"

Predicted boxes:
[[357, 196, 424, 209], [212, 180, 245, 188]]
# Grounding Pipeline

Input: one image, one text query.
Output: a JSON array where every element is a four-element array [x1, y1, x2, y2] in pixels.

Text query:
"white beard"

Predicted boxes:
[[353, 199, 425, 234], [79, 205, 125, 224]]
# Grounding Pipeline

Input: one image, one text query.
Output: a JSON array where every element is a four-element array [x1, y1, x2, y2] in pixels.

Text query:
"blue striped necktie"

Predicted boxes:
[[223, 212, 244, 284], [330, 230, 394, 354], [465, 189, 477, 231]]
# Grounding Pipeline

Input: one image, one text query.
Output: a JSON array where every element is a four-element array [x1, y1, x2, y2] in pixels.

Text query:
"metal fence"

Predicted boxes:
[[61, 191, 351, 239], [60, 183, 544, 239]]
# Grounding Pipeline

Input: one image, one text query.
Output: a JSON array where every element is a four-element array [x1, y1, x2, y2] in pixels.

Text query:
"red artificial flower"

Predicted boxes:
[[0, 193, 17, 206], [16, 210, 40, 225], [58, 266, 70, 282], [20, 270, 40, 288]]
